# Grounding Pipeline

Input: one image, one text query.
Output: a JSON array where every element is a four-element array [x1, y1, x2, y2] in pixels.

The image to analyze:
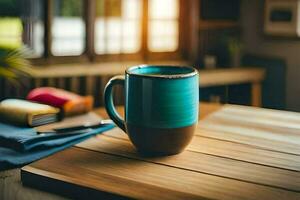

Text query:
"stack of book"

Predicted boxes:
[[0, 99, 60, 127]]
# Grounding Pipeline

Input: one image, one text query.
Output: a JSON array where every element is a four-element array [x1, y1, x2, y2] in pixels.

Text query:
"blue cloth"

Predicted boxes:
[[0, 122, 115, 170]]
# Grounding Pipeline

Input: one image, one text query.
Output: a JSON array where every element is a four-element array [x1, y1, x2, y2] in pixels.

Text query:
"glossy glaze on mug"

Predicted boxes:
[[125, 65, 198, 129], [104, 65, 199, 155]]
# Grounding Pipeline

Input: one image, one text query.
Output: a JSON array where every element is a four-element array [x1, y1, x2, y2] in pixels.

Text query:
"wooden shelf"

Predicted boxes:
[[29, 60, 190, 78], [199, 20, 238, 30]]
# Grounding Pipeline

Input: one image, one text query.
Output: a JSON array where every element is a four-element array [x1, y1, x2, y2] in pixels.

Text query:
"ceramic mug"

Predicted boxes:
[[104, 65, 199, 155]]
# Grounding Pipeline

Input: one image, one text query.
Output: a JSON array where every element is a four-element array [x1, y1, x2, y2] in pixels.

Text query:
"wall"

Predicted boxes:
[[240, 0, 300, 111]]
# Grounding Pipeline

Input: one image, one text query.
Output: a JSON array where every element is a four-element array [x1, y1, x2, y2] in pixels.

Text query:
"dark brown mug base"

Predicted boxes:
[[126, 123, 196, 156]]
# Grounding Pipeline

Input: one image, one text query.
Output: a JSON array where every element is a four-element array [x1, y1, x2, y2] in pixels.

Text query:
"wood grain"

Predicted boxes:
[[19, 104, 300, 199], [101, 128, 300, 172], [29, 61, 188, 78], [198, 105, 300, 155], [251, 82, 262, 107], [198, 67, 265, 87], [100, 105, 300, 171], [77, 134, 300, 192], [22, 147, 300, 200]]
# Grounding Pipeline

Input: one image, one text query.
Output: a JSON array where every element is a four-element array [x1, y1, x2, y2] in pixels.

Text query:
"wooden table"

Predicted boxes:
[[8, 102, 298, 200], [198, 68, 265, 107], [0, 103, 221, 200], [27, 63, 265, 107]]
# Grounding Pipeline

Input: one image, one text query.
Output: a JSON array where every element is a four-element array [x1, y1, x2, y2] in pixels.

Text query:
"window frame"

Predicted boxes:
[[29, 0, 187, 65]]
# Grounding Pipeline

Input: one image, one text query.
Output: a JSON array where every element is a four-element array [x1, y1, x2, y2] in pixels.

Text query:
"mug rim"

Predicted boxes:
[[125, 65, 198, 79]]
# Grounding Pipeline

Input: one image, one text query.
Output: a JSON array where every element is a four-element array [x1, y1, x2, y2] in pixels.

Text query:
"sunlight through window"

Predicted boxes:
[[148, 0, 179, 52], [95, 0, 142, 55], [51, 0, 85, 56]]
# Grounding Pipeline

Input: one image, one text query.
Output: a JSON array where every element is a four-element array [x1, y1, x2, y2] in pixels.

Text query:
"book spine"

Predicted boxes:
[[0, 109, 29, 126]]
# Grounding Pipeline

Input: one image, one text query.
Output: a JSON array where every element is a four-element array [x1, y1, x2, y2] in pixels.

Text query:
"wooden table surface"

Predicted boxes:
[[3, 102, 300, 200], [1, 103, 220, 200]]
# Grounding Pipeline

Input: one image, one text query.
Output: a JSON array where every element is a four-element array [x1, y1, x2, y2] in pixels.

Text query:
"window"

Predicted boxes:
[[0, 0, 45, 58], [148, 0, 179, 52], [95, 0, 142, 54], [0, 0, 183, 62], [51, 0, 85, 56]]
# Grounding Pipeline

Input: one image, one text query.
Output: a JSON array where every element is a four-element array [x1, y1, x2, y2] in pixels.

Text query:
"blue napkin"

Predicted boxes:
[[0, 122, 115, 170]]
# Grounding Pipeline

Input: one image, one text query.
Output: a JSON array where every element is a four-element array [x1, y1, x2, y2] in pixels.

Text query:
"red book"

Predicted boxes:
[[27, 87, 94, 116]]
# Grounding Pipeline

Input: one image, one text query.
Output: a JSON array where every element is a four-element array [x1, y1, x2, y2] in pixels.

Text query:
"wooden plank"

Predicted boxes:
[[200, 113, 300, 140], [100, 128, 300, 172], [216, 104, 300, 125], [85, 0, 96, 60], [251, 82, 261, 107], [28, 63, 264, 88], [22, 147, 300, 200], [21, 103, 300, 199], [44, 0, 52, 58], [77, 135, 300, 192], [95, 104, 300, 170], [190, 135, 300, 171], [187, 0, 200, 63], [198, 105, 300, 155], [198, 68, 265, 87], [28, 61, 189, 78], [197, 126, 300, 155]]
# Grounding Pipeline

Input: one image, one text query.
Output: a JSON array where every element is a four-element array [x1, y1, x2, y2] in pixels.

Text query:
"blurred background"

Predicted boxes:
[[0, 0, 181, 58], [0, 0, 298, 112]]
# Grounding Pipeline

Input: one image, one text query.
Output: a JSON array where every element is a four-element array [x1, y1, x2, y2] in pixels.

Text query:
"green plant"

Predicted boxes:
[[227, 37, 243, 56], [0, 46, 32, 86]]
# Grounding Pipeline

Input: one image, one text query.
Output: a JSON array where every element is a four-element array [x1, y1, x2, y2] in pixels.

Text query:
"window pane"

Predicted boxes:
[[123, 0, 141, 19], [0, 0, 45, 58], [52, 0, 85, 56], [149, 20, 178, 37], [95, 0, 142, 55], [95, 18, 105, 54], [122, 37, 140, 53], [0, 18, 22, 48], [148, 0, 179, 52], [122, 21, 139, 37], [149, 36, 178, 52], [107, 18, 122, 38], [149, 0, 179, 19], [107, 38, 121, 54]]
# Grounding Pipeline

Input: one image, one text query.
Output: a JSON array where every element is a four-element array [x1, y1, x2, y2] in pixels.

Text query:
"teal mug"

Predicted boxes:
[[104, 65, 199, 156]]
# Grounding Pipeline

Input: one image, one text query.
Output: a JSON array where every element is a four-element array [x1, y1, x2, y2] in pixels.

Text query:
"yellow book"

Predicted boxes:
[[0, 99, 60, 127]]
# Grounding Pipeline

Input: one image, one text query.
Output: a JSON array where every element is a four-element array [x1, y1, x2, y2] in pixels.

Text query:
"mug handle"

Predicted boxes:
[[104, 75, 126, 132]]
